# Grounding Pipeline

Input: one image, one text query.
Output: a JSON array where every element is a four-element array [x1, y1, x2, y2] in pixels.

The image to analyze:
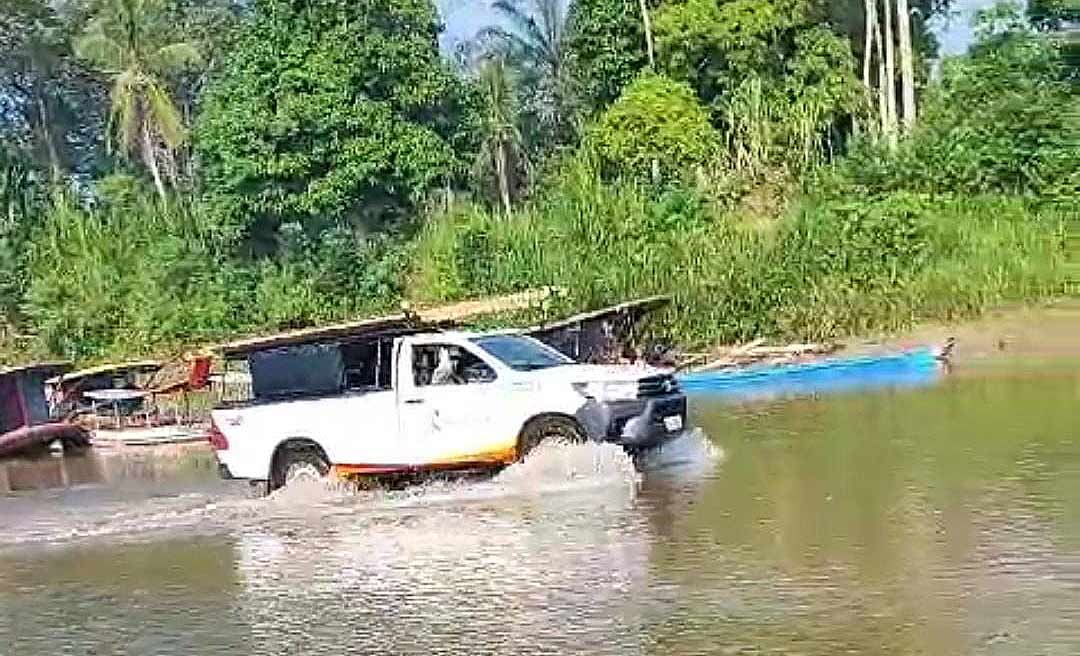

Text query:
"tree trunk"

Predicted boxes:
[[496, 140, 511, 217], [142, 121, 167, 203], [640, 0, 658, 180], [863, 0, 874, 90], [861, 0, 876, 138], [896, 0, 916, 132], [875, 16, 888, 140], [37, 95, 62, 183], [882, 0, 898, 148], [639, 0, 656, 68]]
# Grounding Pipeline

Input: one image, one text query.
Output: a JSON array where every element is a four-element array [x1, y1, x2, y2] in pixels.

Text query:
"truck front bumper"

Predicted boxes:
[[575, 393, 688, 450]]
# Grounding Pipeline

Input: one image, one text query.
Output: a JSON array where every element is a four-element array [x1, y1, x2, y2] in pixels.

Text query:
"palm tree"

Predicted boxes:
[[475, 56, 527, 216], [480, 0, 573, 138], [74, 0, 201, 201]]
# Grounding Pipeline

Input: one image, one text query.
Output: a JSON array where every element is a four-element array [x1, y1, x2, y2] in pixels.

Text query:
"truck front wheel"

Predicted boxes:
[[270, 442, 330, 491], [517, 416, 585, 461]]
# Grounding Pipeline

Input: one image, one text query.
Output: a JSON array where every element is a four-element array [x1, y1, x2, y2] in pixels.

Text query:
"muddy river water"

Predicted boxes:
[[1, 322, 1078, 654]]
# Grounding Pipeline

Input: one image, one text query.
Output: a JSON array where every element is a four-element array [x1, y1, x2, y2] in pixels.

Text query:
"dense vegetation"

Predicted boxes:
[[0, 0, 1075, 363]]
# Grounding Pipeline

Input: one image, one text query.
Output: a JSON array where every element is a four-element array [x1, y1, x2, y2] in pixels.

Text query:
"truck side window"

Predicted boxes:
[[413, 345, 496, 387]]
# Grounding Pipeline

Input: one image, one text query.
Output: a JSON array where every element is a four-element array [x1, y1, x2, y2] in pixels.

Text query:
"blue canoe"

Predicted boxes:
[[676, 347, 941, 399]]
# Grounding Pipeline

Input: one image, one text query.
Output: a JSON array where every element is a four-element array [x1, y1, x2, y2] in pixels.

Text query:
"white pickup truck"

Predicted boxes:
[[208, 327, 687, 490]]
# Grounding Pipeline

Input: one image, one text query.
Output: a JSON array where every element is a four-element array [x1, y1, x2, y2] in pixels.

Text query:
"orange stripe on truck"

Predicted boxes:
[[330, 443, 518, 478]]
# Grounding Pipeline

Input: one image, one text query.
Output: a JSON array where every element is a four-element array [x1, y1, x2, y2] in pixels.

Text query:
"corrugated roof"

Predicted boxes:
[[218, 315, 422, 357], [216, 288, 562, 357], [0, 361, 71, 379], [525, 295, 670, 333], [45, 360, 162, 385]]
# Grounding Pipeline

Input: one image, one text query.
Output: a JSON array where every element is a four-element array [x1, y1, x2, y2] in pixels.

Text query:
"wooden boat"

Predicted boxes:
[[0, 363, 90, 458]]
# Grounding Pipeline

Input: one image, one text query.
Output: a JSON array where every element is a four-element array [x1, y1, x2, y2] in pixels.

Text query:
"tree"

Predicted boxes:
[[480, 0, 575, 144], [475, 56, 526, 216], [0, 0, 107, 181], [843, 4, 1078, 198], [1028, 0, 1080, 30], [588, 73, 720, 181], [195, 0, 477, 249], [653, 0, 861, 170], [75, 0, 203, 201], [640, 0, 656, 68], [565, 0, 650, 112]]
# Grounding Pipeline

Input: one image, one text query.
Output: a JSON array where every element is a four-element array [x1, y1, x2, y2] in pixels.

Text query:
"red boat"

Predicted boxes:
[[0, 363, 90, 458]]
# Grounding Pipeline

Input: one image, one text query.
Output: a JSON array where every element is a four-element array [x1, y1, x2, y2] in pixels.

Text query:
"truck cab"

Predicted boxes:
[[209, 328, 687, 490]]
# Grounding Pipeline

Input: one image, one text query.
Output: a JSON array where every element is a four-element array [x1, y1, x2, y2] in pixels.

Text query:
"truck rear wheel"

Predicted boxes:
[[270, 443, 330, 491], [518, 416, 585, 461]]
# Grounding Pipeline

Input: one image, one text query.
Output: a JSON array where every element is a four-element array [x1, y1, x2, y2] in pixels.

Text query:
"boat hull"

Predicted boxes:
[[0, 423, 91, 458]]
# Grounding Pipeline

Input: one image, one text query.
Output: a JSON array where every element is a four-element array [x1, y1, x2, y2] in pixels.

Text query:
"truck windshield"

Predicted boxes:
[[472, 335, 573, 371]]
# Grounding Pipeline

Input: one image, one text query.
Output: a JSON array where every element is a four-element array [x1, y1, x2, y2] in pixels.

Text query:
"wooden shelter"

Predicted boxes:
[[0, 362, 90, 458]]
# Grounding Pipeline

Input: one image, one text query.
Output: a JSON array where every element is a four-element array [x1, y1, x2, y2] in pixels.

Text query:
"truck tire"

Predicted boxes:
[[518, 416, 585, 461], [270, 442, 330, 491]]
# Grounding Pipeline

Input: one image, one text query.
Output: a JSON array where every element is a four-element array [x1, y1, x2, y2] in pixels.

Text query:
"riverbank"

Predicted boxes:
[[845, 299, 1080, 368]]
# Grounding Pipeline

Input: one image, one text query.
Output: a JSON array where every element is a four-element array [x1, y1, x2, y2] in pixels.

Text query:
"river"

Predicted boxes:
[[1, 319, 1078, 655]]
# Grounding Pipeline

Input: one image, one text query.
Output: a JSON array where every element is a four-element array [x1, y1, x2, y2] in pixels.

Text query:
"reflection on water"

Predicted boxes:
[[1, 364, 1079, 655]]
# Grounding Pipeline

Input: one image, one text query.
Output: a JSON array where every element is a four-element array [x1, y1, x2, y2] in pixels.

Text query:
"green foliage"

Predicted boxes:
[[195, 0, 478, 243], [836, 9, 1079, 200], [249, 226, 408, 330], [654, 0, 861, 173], [565, 0, 649, 112], [412, 161, 1068, 347], [19, 186, 409, 361], [0, 0, 108, 179], [0, 147, 41, 320], [23, 192, 237, 360], [587, 74, 721, 181], [1027, 0, 1080, 29], [0, 0, 1072, 368]]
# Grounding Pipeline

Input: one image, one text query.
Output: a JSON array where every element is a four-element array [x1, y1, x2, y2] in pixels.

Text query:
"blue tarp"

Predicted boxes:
[[677, 348, 941, 400]]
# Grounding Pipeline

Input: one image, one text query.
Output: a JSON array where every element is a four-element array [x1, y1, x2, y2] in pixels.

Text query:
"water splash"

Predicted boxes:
[[635, 428, 724, 475], [495, 440, 640, 492], [0, 439, 648, 552]]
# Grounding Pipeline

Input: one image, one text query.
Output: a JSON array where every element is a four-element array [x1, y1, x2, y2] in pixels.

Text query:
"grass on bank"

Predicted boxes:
[[411, 163, 1069, 351]]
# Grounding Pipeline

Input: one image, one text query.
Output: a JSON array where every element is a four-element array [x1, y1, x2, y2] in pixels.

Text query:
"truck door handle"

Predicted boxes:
[[404, 398, 425, 405]]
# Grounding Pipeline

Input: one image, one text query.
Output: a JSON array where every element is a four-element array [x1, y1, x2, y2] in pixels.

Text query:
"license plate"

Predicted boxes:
[[663, 415, 683, 432]]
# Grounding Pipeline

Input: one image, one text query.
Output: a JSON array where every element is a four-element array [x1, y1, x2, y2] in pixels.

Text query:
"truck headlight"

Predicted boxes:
[[572, 381, 638, 402]]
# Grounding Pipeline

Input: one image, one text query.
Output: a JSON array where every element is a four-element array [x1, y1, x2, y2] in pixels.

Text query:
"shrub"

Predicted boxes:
[[586, 74, 721, 182]]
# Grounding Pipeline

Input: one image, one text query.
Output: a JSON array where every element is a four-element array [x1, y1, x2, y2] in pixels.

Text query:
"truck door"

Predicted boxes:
[[396, 338, 514, 468]]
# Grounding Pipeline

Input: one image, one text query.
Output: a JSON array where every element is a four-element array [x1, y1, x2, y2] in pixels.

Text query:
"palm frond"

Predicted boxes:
[[491, 0, 550, 61], [109, 69, 141, 157], [474, 26, 541, 64], [144, 79, 185, 148], [74, 28, 125, 73]]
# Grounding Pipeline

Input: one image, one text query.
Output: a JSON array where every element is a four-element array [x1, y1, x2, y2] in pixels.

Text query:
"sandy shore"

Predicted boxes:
[[844, 299, 1080, 366]]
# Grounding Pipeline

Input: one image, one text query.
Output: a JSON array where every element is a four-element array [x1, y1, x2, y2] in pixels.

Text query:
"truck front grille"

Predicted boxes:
[[638, 374, 680, 398]]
